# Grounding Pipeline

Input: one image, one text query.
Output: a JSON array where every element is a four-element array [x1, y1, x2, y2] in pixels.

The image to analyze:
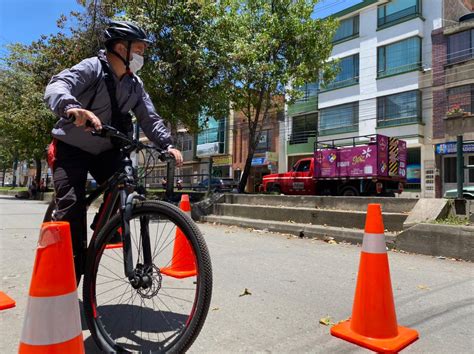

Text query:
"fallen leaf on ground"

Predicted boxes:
[[328, 240, 338, 245], [319, 316, 334, 326], [212, 307, 220, 311], [239, 288, 252, 297], [417, 285, 431, 291]]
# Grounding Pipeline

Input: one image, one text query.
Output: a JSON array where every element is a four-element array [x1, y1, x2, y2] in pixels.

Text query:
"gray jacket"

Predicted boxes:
[[44, 50, 172, 155]]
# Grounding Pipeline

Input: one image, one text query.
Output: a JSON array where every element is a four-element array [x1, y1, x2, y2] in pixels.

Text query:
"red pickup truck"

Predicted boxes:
[[263, 134, 407, 196]]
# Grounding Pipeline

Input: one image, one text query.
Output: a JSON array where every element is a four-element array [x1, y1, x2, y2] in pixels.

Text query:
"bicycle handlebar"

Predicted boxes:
[[80, 120, 174, 162]]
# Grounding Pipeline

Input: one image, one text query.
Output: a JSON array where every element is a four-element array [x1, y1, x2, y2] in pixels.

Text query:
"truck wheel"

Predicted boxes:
[[340, 186, 359, 196], [270, 185, 281, 194]]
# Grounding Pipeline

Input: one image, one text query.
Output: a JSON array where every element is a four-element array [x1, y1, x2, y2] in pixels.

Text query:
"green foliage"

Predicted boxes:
[[100, 0, 231, 132], [208, 0, 338, 191], [0, 0, 337, 194], [0, 5, 108, 165]]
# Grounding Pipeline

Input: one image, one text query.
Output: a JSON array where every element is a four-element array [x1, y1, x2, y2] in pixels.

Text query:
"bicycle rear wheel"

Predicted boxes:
[[83, 200, 212, 353]]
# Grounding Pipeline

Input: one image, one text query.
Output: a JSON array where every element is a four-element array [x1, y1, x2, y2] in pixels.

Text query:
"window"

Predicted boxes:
[[447, 29, 474, 64], [377, 0, 419, 28], [444, 157, 457, 183], [333, 15, 359, 43], [256, 130, 272, 153], [447, 85, 474, 115], [290, 113, 317, 144], [323, 54, 359, 90], [377, 90, 421, 127], [319, 102, 358, 135], [296, 82, 319, 102], [295, 160, 311, 172], [197, 117, 225, 153], [377, 36, 421, 77], [177, 133, 193, 152]]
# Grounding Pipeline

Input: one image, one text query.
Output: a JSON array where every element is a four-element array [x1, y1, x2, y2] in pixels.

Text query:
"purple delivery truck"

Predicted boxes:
[[263, 134, 407, 196]]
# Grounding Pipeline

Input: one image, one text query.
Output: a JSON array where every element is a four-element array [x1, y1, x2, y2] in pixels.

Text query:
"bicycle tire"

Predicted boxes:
[[83, 200, 213, 353]]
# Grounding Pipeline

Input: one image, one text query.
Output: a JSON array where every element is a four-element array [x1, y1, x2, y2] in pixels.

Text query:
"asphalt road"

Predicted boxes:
[[1, 196, 473, 353]]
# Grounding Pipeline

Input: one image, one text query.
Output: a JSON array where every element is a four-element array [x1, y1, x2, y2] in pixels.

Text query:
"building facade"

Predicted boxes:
[[283, 0, 443, 197], [233, 108, 281, 192], [432, 0, 474, 197]]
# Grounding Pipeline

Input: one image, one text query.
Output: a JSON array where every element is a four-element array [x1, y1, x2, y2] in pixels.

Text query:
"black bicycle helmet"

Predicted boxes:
[[104, 20, 152, 45], [104, 20, 151, 76]]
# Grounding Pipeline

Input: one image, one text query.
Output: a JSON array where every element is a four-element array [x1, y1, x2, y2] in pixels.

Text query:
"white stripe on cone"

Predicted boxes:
[[361, 233, 387, 254], [20, 291, 82, 345]]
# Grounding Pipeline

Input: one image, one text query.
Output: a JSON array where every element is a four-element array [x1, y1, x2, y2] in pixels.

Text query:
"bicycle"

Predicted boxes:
[[43, 125, 213, 353]]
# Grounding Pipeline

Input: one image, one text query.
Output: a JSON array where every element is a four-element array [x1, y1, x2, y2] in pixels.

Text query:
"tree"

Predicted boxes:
[[98, 0, 231, 132], [0, 5, 108, 185], [211, 0, 338, 192]]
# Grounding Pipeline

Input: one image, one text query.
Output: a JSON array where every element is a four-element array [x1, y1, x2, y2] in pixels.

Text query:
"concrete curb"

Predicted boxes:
[[201, 215, 398, 246], [395, 223, 474, 261], [0, 191, 53, 202], [201, 215, 473, 261]]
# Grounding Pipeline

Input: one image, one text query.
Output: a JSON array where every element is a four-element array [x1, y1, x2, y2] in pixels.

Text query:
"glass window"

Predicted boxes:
[[177, 134, 193, 152], [377, 0, 419, 27], [444, 157, 457, 183], [256, 130, 272, 152], [296, 82, 319, 102], [197, 116, 225, 153], [290, 113, 317, 144], [319, 102, 358, 135], [324, 54, 359, 90], [333, 15, 359, 42], [377, 90, 421, 127], [447, 29, 473, 64], [447, 85, 473, 114], [295, 160, 311, 172], [378, 37, 421, 77]]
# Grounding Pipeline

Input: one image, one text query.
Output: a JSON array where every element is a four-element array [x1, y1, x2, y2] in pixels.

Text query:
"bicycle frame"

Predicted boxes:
[[84, 125, 169, 287]]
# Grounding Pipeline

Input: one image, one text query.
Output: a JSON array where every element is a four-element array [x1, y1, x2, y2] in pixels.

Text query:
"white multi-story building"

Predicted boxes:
[[282, 0, 443, 197]]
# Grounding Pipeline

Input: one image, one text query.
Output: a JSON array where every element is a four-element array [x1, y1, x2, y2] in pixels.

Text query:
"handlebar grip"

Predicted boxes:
[[159, 151, 175, 162]]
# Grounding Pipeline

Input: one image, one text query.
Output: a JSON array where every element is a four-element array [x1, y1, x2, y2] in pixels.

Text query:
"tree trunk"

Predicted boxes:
[[35, 157, 42, 186], [238, 130, 257, 193], [12, 157, 18, 187], [1, 167, 5, 187]]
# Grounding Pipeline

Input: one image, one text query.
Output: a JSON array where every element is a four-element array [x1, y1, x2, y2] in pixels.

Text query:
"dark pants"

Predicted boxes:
[[52, 140, 122, 276]]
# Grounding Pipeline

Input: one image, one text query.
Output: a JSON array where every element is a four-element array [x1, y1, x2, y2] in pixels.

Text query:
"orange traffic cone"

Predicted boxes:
[[0, 291, 15, 310], [331, 204, 418, 353], [161, 195, 197, 279], [105, 227, 123, 249], [19, 222, 84, 354]]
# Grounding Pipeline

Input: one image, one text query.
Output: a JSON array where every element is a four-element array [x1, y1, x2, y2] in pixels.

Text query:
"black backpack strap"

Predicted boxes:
[[98, 57, 133, 134]]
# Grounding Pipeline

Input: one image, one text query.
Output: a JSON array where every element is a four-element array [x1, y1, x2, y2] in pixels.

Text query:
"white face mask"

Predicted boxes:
[[129, 53, 144, 73]]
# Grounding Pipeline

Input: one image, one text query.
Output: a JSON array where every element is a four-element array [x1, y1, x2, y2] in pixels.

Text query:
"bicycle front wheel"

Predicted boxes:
[[83, 200, 212, 353]]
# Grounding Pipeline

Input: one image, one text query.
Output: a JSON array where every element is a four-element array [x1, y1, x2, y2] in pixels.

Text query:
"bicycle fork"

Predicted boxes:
[[121, 190, 154, 289]]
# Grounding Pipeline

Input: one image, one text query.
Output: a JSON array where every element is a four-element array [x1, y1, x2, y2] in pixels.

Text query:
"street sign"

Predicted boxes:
[[435, 142, 474, 155]]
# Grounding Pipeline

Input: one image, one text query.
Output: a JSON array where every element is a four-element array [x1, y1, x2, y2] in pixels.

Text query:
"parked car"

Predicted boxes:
[[443, 186, 474, 199], [194, 178, 238, 192]]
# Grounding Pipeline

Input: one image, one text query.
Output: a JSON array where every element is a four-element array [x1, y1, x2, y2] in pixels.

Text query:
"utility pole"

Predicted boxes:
[[456, 135, 464, 199]]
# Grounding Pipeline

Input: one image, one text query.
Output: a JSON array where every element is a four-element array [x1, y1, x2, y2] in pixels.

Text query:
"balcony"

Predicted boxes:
[[288, 95, 318, 117], [377, 5, 420, 29], [444, 113, 474, 137], [318, 124, 358, 136], [287, 131, 317, 155], [320, 77, 359, 92], [377, 116, 422, 128], [377, 63, 422, 79]]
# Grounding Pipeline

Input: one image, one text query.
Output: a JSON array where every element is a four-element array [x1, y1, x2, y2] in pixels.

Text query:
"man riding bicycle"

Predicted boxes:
[[44, 20, 183, 279]]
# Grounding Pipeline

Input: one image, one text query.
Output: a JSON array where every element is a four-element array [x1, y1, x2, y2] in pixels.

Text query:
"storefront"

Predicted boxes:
[[212, 155, 232, 178], [435, 142, 474, 195]]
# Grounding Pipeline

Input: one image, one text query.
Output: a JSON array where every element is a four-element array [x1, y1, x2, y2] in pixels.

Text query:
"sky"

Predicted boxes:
[[0, 0, 362, 50]]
